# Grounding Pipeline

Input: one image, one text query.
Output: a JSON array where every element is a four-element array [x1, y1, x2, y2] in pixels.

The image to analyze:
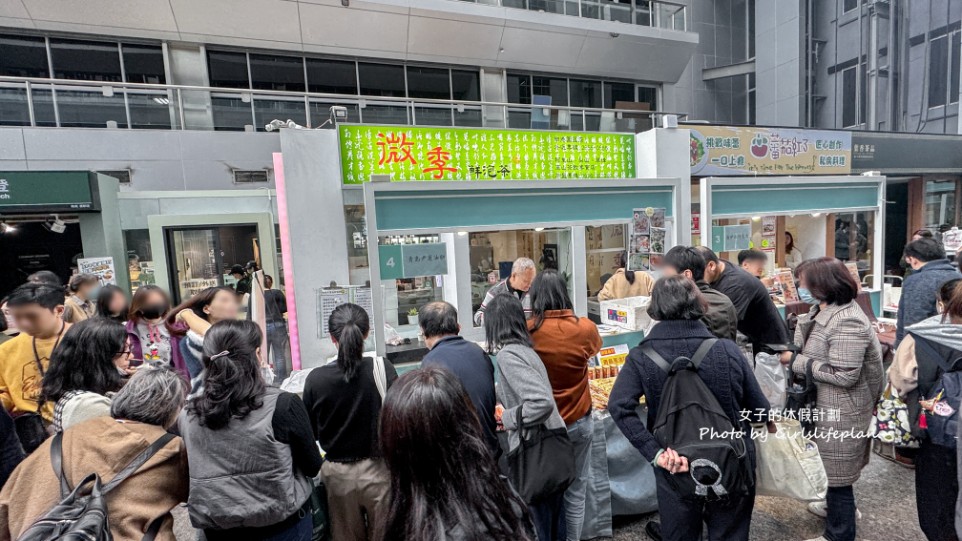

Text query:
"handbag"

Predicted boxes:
[[752, 419, 827, 502], [13, 413, 49, 454], [505, 403, 575, 504], [372, 357, 388, 400], [869, 383, 917, 446], [309, 478, 331, 541]]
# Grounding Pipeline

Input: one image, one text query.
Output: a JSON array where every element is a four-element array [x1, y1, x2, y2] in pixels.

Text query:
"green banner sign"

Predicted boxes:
[[339, 125, 635, 184], [0, 171, 97, 213], [378, 243, 448, 280]]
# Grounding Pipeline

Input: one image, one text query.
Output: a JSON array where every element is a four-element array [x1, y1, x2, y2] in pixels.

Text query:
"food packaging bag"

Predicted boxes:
[[752, 420, 827, 502], [754, 352, 788, 410]]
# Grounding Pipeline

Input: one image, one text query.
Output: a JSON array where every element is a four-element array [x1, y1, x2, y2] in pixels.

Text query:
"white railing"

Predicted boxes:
[[0, 76, 686, 133], [454, 0, 687, 31]]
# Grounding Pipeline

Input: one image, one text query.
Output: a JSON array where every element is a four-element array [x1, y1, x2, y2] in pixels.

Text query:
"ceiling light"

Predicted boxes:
[[1, 222, 16, 234], [153, 97, 170, 105], [812, 212, 822, 217], [535, 227, 545, 232], [457, 231, 468, 237], [751, 216, 761, 222]]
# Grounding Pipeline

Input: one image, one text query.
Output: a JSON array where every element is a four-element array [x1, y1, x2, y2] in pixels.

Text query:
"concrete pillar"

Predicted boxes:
[[79, 174, 130, 292]]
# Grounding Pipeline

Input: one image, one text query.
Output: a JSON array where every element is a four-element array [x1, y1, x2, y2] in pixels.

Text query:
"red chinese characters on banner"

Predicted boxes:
[[377, 132, 417, 166], [422, 146, 458, 179]]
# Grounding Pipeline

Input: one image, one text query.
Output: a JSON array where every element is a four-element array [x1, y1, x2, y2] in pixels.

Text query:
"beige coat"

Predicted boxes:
[[597, 269, 654, 301], [0, 417, 188, 541], [791, 301, 884, 486]]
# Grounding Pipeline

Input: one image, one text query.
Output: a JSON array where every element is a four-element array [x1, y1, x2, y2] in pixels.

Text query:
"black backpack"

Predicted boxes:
[[643, 339, 752, 500], [17, 431, 175, 541]]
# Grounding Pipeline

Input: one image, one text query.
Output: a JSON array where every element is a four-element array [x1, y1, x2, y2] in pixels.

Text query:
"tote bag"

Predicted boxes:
[[752, 419, 827, 502], [506, 403, 575, 504], [869, 383, 916, 446]]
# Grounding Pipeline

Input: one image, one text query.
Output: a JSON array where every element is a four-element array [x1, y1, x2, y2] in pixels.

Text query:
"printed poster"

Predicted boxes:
[[777, 270, 798, 303], [629, 207, 666, 271], [689, 126, 851, 176], [77, 257, 116, 286]]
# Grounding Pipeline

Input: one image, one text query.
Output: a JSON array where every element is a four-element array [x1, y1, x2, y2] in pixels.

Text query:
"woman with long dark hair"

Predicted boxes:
[[167, 286, 239, 379], [785, 231, 803, 269], [303, 303, 397, 541], [179, 320, 320, 541], [41, 318, 128, 432], [486, 294, 569, 541], [598, 251, 654, 301], [378, 367, 534, 541], [126, 284, 188, 375], [95, 284, 129, 324], [528, 269, 601, 541]]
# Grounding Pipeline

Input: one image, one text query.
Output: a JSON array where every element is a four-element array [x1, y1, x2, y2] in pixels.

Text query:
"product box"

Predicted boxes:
[[600, 296, 652, 331], [598, 344, 630, 366]]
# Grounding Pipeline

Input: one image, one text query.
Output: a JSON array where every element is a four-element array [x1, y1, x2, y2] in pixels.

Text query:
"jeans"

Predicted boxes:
[[266, 321, 291, 382], [655, 468, 755, 541], [824, 485, 856, 541], [916, 439, 960, 541], [0, 409, 24, 487], [564, 413, 593, 541], [530, 489, 567, 541]]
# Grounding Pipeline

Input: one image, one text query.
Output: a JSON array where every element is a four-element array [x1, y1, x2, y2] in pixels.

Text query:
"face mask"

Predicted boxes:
[[140, 304, 166, 320], [88, 286, 101, 301], [798, 287, 818, 305]]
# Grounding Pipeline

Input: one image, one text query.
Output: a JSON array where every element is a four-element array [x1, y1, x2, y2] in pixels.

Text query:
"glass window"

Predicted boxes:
[[127, 93, 172, 130], [358, 63, 405, 97], [414, 106, 452, 126], [407, 66, 451, 100], [929, 36, 949, 108], [50, 38, 122, 82], [953, 34, 961, 104], [843, 0, 859, 12], [122, 44, 165, 84], [306, 58, 357, 95], [211, 96, 252, 131], [637, 86, 658, 110], [249, 53, 305, 92], [747, 0, 756, 59], [451, 70, 480, 101], [56, 90, 127, 128], [747, 73, 756, 125], [253, 98, 306, 131], [833, 212, 875, 279], [532, 76, 568, 106], [507, 73, 531, 104], [842, 66, 857, 127], [586, 224, 627, 295], [925, 179, 958, 229], [569, 79, 602, 108], [208, 51, 250, 89], [0, 35, 50, 78], [310, 101, 360, 126], [604, 82, 635, 108]]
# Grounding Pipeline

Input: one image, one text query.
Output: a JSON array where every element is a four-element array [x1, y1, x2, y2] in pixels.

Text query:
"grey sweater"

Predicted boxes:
[[495, 343, 566, 451]]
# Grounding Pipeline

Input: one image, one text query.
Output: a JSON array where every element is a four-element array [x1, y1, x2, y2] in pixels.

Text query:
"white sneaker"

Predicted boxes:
[[807, 500, 862, 520]]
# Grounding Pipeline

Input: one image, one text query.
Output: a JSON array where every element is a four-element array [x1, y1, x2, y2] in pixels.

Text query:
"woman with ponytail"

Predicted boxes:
[[303, 303, 398, 541], [598, 250, 655, 301], [179, 320, 320, 541]]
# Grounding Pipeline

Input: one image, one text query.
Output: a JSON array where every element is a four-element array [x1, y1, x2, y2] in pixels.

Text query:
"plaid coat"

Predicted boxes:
[[791, 301, 884, 486]]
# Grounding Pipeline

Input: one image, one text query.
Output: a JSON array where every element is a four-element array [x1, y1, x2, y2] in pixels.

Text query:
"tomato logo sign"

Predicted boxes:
[[750, 134, 770, 158]]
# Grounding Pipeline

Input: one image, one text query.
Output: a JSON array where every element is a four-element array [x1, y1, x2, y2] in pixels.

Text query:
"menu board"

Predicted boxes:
[[340, 125, 636, 184], [77, 257, 117, 286], [777, 270, 798, 303], [628, 207, 666, 271], [316, 286, 375, 338]]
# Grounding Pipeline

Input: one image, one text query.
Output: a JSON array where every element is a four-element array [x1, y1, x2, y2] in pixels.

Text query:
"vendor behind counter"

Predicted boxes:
[[598, 252, 655, 301]]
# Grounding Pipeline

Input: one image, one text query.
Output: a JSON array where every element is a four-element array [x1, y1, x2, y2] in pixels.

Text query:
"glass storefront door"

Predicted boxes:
[[163, 224, 259, 304]]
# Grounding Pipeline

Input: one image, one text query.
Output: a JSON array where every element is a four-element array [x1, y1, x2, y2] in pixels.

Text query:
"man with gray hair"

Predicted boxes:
[[473, 257, 536, 326]]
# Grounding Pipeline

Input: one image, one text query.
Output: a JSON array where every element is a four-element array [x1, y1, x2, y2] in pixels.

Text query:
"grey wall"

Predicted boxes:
[[0, 128, 281, 191], [754, 0, 803, 125], [668, 0, 750, 123]]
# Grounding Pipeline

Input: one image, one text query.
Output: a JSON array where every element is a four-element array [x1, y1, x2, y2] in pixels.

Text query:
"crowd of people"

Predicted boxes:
[[0, 234, 959, 541]]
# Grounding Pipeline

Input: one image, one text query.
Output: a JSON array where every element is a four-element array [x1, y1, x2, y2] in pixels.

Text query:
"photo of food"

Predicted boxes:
[[628, 254, 650, 271], [632, 210, 650, 236], [631, 234, 650, 254], [651, 208, 666, 229], [650, 228, 666, 254]]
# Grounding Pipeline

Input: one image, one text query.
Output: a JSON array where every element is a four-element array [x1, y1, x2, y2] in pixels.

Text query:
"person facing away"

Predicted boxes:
[[597, 250, 655, 301], [898, 238, 962, 347], [695, 246, 789, 352], [41, 318, 128, 433], [662, 246, 738, 341], [302, 303, 397, 541], [527, 269, 601, 541], [95, 284, 129, 325], [779, 257, 883, 541], [26, 271, 61, 287], [418, 301, 499, 459], [376, 367, 535, 541], [62, 273, 99, 324], [474, 257, 537, 326], [263, 274, 291, 382], [127, 285, 187, 375], [485, 293, 568, 541], [888, 279, 962, 541], [0, 366, 190, 541], [607, 276, 771, 541], [0, 283, 70, 451], [179, 320, 320, 541], [166, 286, 240, 380]]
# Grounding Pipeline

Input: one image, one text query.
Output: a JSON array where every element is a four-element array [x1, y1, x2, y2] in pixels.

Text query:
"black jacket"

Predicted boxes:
[[698, 280, 738, 341]]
